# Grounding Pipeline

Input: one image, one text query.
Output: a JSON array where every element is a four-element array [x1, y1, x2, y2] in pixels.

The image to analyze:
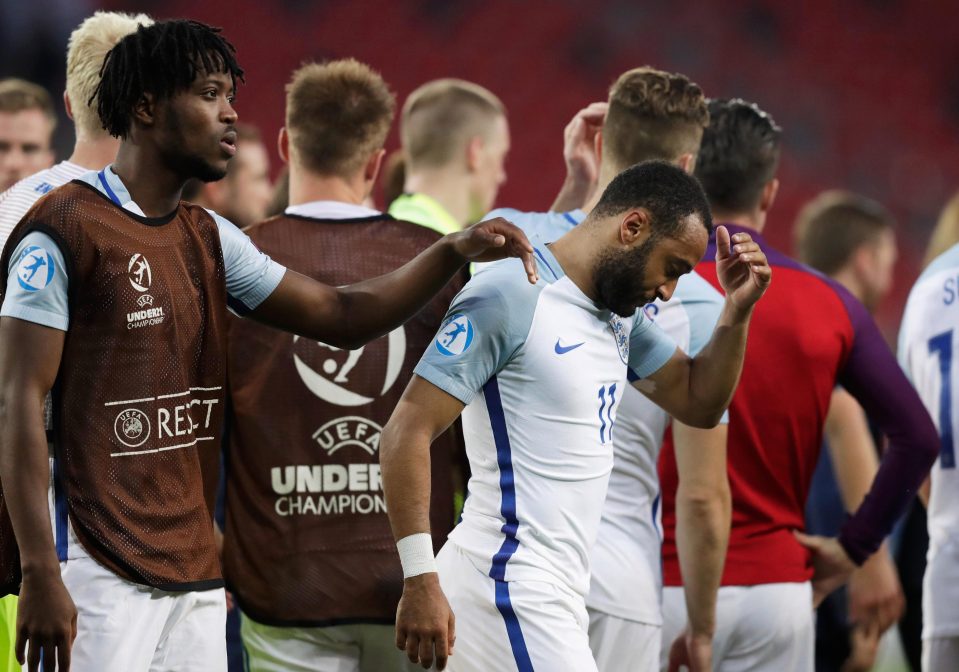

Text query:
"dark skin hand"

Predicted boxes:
[[396, 574, 456, 670], [0, 320, 75, 672]]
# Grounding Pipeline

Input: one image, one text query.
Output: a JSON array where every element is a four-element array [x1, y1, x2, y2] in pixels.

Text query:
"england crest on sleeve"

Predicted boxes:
[[608, 315, 629, 364]]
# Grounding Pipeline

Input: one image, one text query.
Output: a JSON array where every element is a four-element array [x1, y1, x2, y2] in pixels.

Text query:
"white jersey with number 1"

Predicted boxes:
[[899, 242, 959, 641]]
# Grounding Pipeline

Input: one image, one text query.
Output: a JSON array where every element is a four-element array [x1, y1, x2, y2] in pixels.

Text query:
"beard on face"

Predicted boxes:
[[593, 234, 659, 317]]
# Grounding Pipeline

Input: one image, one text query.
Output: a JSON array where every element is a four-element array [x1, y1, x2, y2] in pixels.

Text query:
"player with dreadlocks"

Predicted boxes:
[[0, 19, 536, 672]]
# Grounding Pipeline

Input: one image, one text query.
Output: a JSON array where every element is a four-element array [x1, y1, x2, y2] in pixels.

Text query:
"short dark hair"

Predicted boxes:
[[604, 67, 709, 169], [93, 19, 244, 138], [694, 98, 781, 214], [591, 160, 713, 237], [794, 190, 895, 274]]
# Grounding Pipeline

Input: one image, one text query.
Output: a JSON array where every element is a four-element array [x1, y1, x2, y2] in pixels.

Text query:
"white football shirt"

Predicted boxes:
[[899, 242, 959, 638], [416, 239, 678, 598], [0, 161, 88, 250], [486, 207, 725, 624]]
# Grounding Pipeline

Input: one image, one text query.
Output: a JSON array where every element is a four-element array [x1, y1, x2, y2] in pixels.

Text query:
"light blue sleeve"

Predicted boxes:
[[680, 272, 724, 358], [627, 309, 678, 380], [212, 211, 287, 313], [414, 262, 538, 404], [0, 231, 69, 330], [681, 275, 729, 424]]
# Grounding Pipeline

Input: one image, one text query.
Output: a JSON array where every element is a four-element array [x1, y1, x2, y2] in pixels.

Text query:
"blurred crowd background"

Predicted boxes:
[[4, 0, 959, 338]]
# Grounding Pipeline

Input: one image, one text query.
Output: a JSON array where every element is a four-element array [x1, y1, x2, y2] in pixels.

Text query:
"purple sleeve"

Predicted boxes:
[[834, 286, 939, 564]]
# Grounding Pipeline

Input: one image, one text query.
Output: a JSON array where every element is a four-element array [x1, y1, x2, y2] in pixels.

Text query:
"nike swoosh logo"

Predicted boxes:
[[555, 339, 585, 355]]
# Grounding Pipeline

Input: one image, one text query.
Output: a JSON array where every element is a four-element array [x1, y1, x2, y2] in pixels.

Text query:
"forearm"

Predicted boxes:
[[825, 392, 879, 513], [838, 309, 940, 564], [0, 394, 58, 574], [331, 237, 464, 348], [839, 424, 937, 563], [381, 418, 436, 541], [686, 300, 752, 423], [676, 481, 731, 636]]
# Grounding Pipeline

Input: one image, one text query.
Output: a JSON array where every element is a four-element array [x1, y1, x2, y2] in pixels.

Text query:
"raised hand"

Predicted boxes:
[[564, 103, 607, 190], [395, 574, 456, 670], [450, 217, 538, 284], [794, 531, 857, 607], [16, 568, 77, 672], [714, 226, 771, 311]]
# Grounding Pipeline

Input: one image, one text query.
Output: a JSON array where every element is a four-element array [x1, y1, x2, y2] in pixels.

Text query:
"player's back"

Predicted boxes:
[[0, 161, 88, 247], [900, 245, 959, 551], [899, 238, 959, 653], [224, 205, 464, 624], [660, 223, 858, 586]]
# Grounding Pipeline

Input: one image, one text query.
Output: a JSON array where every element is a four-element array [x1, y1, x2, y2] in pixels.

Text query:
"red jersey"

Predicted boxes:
[[659, 223, 937, 586]]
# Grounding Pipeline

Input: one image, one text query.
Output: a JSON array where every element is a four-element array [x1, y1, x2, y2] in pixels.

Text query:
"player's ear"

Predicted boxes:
[[621, 208, 650, 245], [594, 129, 603, 164], [466, 136, 483, 172], [759, 178, 779, 213], [133, 92, 157, 128], [277, 127, 290, 165], [677, 153, 695, 174], [365, 148, 386, 185], [63, 91, 74, 122]]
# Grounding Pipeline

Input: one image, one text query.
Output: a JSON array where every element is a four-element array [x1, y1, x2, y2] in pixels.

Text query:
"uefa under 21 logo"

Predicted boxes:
[[435, 313, 474, 356], [16, 245, 56, 292]]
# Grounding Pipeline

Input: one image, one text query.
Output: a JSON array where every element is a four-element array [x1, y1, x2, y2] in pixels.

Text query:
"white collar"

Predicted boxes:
[[284, 200, 381, 219]]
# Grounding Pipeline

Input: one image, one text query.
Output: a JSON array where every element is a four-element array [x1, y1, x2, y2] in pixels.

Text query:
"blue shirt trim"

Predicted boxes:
[[97, 169, 122, 206], [484, 375, 533, 670]]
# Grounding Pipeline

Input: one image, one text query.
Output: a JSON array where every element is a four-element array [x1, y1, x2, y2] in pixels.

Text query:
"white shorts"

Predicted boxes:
[[59, 555, 226, 672], [661, 583, 813, 672], [436, 541, 597, 672], [922, 636, 959, 671], [587, 608, 660, 672], [240, 614, 419, 672]]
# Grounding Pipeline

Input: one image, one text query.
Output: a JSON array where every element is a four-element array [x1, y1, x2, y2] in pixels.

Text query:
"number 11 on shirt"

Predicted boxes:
[[598, 383, 617, 444], [929, 330, 955, 469]]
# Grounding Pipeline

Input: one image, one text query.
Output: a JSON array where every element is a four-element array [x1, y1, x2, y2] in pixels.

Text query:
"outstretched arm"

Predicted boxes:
[[635, 227, 771, 427], [0, 318, 76, 672], [250, 217, 536, 349], [381, 376, 466, 671], [668, 422, 730, 672]]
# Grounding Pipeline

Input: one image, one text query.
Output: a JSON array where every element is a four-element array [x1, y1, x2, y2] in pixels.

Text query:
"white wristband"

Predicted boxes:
[[397, 533, 437, 578]]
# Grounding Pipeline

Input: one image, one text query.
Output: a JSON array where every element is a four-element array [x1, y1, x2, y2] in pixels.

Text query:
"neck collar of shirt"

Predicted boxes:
[[530, 236, 565, 282], [285, 201, 381, 220], [96, 164, 146, 216], [563, 209, 587, 226]]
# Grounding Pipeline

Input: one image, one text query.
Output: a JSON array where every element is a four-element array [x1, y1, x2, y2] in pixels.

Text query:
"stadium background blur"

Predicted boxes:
[[4, 0, 959, 338]]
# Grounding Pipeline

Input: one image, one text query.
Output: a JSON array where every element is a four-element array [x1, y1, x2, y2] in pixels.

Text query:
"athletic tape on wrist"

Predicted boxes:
[[397, 533, 437, 578]]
